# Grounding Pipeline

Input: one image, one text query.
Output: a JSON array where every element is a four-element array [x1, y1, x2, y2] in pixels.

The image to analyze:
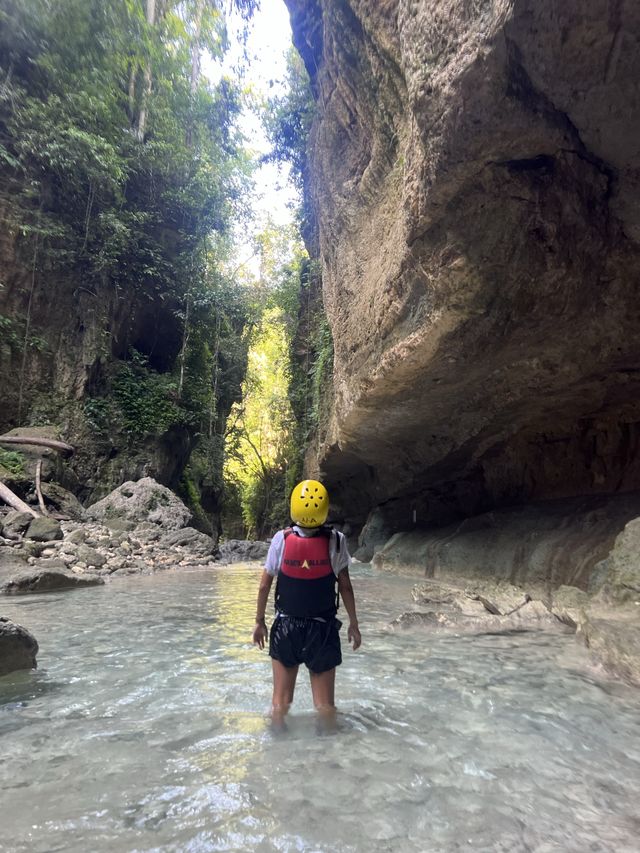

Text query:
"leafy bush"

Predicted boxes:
[[112, 351, 188, 439], [0, 449, 26, 475]]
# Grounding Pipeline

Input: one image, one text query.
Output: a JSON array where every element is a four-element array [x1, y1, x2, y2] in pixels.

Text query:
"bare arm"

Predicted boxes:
[[252, 570, 274, 649], [337, 568, 361, 650]]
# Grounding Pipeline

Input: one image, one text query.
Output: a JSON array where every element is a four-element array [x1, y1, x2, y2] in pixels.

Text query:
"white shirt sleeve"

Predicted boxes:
[[330, 530, 351, 576], [264, 530, 286, 576]]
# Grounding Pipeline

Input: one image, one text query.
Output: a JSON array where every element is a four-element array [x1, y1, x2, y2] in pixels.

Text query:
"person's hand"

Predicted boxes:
[[348, 622, 361, 650], [252, 620, 268, 649]]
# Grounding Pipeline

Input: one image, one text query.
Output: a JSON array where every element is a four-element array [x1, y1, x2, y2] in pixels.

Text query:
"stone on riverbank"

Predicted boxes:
[[392, 582, 567, 635], [39, 482, 86, 521], [1, 567, 104, 594], [0, 617, 38, 675], [371, 494, 640, 595], [159, 527, 215, 556], [25, 516, 63, 542], [577, 610, 640, 687], [216, 539, 269, 564], [1, 511, 34, 540], [86, 477, 191, 531], [595, 517, 640, 605]]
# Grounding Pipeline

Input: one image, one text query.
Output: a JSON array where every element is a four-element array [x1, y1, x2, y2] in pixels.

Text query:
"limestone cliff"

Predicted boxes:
[[0, 200, 186, 494], [286, 1, 640, 554]]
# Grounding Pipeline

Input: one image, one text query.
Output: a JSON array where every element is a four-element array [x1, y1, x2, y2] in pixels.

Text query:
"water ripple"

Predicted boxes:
[[1, 566, 639, 852]]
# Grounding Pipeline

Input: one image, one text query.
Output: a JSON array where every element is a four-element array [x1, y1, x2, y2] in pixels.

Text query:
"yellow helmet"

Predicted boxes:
[[290, 479, 329, 528]]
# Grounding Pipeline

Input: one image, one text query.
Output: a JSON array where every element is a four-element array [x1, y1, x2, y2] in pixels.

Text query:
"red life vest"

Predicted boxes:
[[274, 527, 338, 619]]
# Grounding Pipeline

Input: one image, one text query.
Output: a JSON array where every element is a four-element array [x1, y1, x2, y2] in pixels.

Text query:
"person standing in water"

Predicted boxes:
[[252, 479, 361, 725]]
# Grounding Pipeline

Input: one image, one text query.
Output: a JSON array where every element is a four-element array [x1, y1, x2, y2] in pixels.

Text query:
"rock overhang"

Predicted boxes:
[[286, 0, 640, 530]]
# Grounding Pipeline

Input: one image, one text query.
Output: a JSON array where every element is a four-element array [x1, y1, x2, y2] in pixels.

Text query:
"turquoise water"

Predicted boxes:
[[1, 564, 639, 852]]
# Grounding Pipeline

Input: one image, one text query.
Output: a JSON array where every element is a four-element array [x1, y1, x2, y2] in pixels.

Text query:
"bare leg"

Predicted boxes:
[[271, 659, 298, 729], [310, 668, 337, 733]]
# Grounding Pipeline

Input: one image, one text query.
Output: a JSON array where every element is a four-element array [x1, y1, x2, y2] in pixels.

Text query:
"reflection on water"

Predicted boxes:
[[1, 564, 640, 852]]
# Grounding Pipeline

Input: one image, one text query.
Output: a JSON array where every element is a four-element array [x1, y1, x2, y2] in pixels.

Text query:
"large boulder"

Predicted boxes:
[[391, 597, 567, 635], [577, 610, 640, 687], [1, 567, 104, 594], [159, 527, 215, 557], [1, 511, 34, 540], [596, 517, 640, 604], [0, 616, 38, 675], [86, 478, 191, 531], [25, 516, 63, 542], [216, 539, 270, 564], [39, 482, 86, 520]]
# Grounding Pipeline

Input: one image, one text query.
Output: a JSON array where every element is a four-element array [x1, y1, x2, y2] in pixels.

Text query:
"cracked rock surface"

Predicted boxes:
[[287, 0, 640, 534]]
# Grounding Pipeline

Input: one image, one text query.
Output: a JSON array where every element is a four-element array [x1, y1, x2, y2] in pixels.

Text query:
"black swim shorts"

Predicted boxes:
[[269, 615, 342, 673]]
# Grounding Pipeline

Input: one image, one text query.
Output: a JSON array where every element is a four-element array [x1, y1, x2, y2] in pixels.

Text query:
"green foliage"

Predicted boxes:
[[262, 47, 315, 192], [310, 317, 334, 426], [83, 397, 116, 436], [0, 0, 254, 297], [0, 315, 22, 350], [177, 470, 211, 533], [112, 350, 189, 439], [224, 305, 295, 537], [0, 314, 49, 353], [286, 257, 333, 449], [0, 449, 26, 475], [0, 0, 260, 529]]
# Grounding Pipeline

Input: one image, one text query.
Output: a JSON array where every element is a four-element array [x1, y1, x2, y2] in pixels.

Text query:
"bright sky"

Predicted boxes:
[[205, 0, 299, 276]]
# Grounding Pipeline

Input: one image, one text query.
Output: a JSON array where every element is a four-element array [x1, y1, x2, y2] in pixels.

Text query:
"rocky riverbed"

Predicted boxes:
[[0, 478, 269, 675], [1, 477, 639, 689]]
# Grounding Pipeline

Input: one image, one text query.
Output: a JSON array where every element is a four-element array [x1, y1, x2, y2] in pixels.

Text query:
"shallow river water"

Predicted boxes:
[[1, 564, 639, 853]]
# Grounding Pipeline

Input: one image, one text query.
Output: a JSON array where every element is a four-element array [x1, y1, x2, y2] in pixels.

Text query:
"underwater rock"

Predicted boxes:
[[0, 616, 38, 675]]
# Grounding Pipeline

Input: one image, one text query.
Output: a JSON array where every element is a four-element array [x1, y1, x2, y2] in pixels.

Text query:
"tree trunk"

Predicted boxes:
[[35, 459, 48, 516], [128, 62, 137, 122], [136, 0, 156, 142], [186, 0, 205, 147], [177, 295, 190, 398], [0, 481, 38, 517]]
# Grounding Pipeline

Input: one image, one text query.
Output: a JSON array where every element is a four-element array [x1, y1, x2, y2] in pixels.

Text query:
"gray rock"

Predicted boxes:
[[1, 511, 35, 539], [19, 540, 48, 559], [391, 597, 567, 635], [216, 539, 269, 564], [1, 568, 104, 594], [160, 527, 215, 556], [39, 482, 86, 520], [578, 610, 640, 687], [0, 616, 38, 675], [74, 545, 108, 568], [371, 495, 640, 593], [25, 516, 63, 542], [65, 528, 88, 544], [596, 517, 640, 604], [550, 585, 591, 628], [102, 518, 136, 533], [354, 508, 394, 562], [86, 478, 191, 531]]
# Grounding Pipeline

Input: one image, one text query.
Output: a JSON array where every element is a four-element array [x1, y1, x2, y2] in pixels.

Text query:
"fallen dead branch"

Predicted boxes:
[[0, 480, 38, 517], [0, 435, 75, 457]]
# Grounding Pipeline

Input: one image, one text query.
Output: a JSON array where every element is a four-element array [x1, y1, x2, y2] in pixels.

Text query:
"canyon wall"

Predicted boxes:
[[0, 199, 190, 499], [286, 0, 640, 569]]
